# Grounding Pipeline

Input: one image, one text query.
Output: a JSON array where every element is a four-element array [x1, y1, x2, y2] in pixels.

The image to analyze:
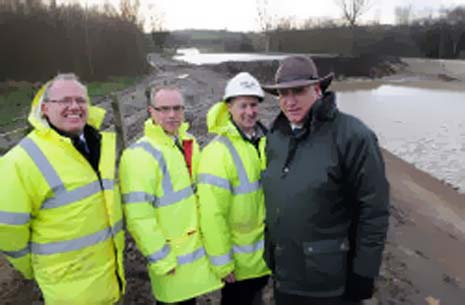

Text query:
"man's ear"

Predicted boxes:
[[314, 84, 322, 97], [148, 105, 157, 122], [226, 99, 234, 111], [41, 102, 48, 118]]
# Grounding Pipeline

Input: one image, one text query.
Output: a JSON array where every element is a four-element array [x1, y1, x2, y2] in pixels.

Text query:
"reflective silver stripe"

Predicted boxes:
[[123, 192, 157, 205], [177, 247, 206, 265], [20, 138, 65, 194], [1, 246, 29, 258], [233, 239, 264, 254], [209, 252, 233, 266], [157, 186, 194, 208], [0, 211, 30, 225], [233, 181, 261, 195], [147, 244, 171, 264], [42, 179, 114, 209], [111, 219, 124, 236], [198, 174, 232, 192], [216, 136, 261, 195], [30, 220, 123, 255], [132, 142, 173, 191], [131, 142, 195, 208], [20, 138, 114, 210]]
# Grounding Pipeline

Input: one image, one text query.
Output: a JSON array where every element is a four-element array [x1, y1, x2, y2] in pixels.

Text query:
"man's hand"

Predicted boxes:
[[344, 272, 375, 301], [222, 272, 236, 283]]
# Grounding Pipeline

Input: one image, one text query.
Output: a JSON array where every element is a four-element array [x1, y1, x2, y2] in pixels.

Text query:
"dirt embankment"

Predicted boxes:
[[1, 55, 465, 305]]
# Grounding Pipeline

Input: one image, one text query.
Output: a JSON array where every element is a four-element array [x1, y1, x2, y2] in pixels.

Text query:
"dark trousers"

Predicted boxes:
[[274, 290, 362, 305], [221, 275, 269, 305], [157, 298, 196, 305]]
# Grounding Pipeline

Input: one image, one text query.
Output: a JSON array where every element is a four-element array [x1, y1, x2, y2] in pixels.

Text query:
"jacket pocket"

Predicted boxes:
[[302, 239, 349, 291]]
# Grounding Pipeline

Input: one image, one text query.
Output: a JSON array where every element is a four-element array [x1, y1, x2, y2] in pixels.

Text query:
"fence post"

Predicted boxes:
[[110, 94, 128, 152]]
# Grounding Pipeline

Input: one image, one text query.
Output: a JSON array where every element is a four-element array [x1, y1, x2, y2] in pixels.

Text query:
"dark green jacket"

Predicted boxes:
[[262, 91, 389, 297]]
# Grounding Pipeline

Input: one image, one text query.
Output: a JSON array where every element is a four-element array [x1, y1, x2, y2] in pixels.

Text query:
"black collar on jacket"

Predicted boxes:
[[231, 119, 268, 150], [48, 122, 102, 174]]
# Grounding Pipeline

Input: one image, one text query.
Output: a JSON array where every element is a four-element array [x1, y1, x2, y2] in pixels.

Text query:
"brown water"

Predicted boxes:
[[337, 84, 465, 193]]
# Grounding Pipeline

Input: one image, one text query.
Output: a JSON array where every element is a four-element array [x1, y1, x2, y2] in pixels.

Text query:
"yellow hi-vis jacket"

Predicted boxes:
[[119, 120, 223, 303], [197, 102, 271, 281], [0, 84, 125, 305]]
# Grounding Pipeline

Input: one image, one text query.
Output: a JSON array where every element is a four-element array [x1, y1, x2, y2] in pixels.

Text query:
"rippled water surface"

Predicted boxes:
[[337, 85, 465, 192]]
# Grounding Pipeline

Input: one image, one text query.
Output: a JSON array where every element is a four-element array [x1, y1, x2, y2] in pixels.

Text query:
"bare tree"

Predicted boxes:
[[335, 0, 372, 54], [395, 5, 413, 25], [102, 1, 118, 17], [275, 16, 297, 31], [83, 2, 94, 76], [256, 0, 274, 32], [335, 0, 371, 27], [256, 0, 275, 51], [147, 3, 165, 32], [446, 6, 465, 57], [120, 0, 140, 25]]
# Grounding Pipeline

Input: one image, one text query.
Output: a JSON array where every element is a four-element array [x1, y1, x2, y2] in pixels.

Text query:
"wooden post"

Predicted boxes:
[[110, 94, 128, 151], [145, 87, 152, 109]]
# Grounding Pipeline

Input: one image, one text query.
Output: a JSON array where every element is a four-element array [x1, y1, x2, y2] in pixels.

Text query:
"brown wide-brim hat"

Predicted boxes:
[[262, 55, 334, 96]]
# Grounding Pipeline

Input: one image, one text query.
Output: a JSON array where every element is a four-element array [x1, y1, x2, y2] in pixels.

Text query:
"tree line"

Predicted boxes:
[[253, 0, 465, 59], [0, 0, 148, 82], [275, 5, 465, 59]]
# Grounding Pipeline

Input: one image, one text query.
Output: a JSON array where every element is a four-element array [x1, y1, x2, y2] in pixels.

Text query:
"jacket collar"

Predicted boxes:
[[144, 119, 190, 146], [231, 119, 267, 143]]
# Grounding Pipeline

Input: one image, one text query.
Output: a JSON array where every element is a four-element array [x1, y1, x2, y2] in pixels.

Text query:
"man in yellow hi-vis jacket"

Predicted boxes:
[[197, 72, 271, 305], [119, 87, 223, 305], [0, 73, 125, 305]]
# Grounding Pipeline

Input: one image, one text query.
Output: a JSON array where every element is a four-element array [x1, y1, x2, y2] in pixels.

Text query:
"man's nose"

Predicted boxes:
[[245, 106, 256, 116], [68, 99, 81, 108], [283, 94, 298, 105], [167, 108, 177, 116]]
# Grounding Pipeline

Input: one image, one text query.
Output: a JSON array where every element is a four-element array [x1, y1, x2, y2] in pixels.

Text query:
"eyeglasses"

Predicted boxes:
[[277, 86, 309, 98], [153, 105, 185, 113], [48, 96, 87, 106]]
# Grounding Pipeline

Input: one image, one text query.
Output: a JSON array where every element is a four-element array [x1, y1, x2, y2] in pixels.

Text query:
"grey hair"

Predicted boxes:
[[43, 73, 87, 102], [149, 86, 184, 107]]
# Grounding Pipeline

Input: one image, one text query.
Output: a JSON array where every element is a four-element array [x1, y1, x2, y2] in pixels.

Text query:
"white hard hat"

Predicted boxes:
[[223, 72, 264, 102]]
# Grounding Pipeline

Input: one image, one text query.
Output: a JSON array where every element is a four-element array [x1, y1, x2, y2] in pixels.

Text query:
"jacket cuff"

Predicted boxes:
[[213, 263, 234, 280], [149, 253, 177, 276]]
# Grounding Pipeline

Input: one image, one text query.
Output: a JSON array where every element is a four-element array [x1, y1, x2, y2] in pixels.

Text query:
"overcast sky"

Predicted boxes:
[[65, 0, 465, 31]]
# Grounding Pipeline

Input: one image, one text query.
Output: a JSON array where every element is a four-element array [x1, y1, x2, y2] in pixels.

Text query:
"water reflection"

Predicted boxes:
[[338, 85, 465, 193], [174, 48, 336, 65]]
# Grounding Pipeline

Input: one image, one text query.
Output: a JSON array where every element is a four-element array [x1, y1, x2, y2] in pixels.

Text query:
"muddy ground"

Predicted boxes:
[[1, 55, 465, 305]]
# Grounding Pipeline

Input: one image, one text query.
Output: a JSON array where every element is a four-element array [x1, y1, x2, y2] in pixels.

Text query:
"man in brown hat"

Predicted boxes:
[[261, 55, 390, 305]]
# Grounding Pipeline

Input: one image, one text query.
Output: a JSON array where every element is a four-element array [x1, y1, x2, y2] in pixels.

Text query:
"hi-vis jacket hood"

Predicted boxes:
[[28, 82, 106, 132], [197, 101, 270, 281], [207, 101, 237, 136]]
